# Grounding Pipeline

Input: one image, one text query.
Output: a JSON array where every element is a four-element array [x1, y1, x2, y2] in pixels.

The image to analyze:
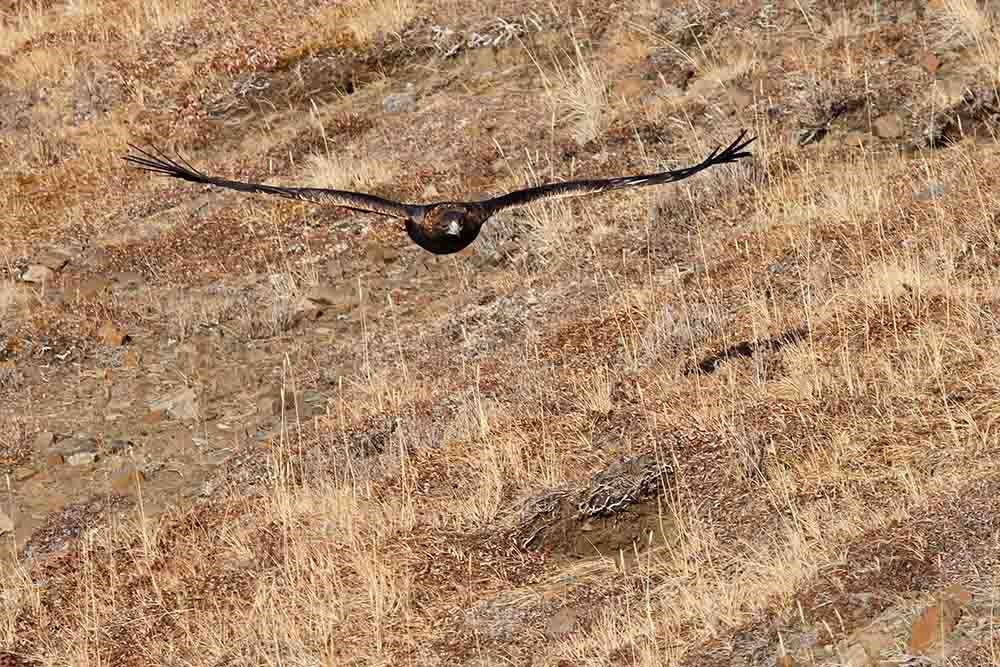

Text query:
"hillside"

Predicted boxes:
[[1, 0, 998, 665]]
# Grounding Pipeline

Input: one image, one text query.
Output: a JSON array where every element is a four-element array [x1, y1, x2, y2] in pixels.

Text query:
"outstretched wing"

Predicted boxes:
[[482, 129, 756, 213], [122, 144, 419, 220]]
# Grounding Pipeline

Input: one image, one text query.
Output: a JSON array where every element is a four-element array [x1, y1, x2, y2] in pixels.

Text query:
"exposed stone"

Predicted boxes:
[[20, 265, 55, 284], [908, 585, 973, 654], [544, 606, 579, 638], [612, 77, 645, 101], [35, 249, 71, 271], [66, 450, 98, 466], [75, 276, 112, 299], [149, 387, 199, 421], [123, 349, 141, 368], [305, 285, 357, 314], [32, 431, 56, 450], [837, 641, 873, 667], [110, 466, 146, 496], [382, 90, 416, 113], [924, 52, 942, 75], [873, 113, 904, 139], [98, 320, 130, 346]]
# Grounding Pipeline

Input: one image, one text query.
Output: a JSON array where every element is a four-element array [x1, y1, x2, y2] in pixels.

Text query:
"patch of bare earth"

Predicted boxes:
[[2, 0, 1000, 665]]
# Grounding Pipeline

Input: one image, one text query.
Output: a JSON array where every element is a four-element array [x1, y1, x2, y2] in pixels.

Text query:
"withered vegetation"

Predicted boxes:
[[1, 0, 999, 666]]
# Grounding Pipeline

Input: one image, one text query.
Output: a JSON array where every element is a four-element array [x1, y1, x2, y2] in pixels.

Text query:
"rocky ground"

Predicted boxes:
[[1, 0, 999, 665]]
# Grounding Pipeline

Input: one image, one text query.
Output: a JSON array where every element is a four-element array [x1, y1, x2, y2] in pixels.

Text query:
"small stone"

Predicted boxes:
[[123, 349, 141, 368], [74, 276, 112, 299], [726, 86, 753, 108], [382, 91, 416, 113], [837, 642, 872, 667], [0, 511, 13, 536], [544, 606, 579, 638], [98, 320, 130, 346], [110, 467, 145, 496], [33, 431, 56, 450], [35, 249, 70, 271], [908, 585, 972, 654], [110, 271, 145, 290], [149, 387, 199, 421], [873, 113, 904, 139], [915, 182, 946, 201], [613, 77, 645, 101], [66, 450, 98, 466], [20, 265, 55, 284], [305, 285, 357, 314], [143, 409, 164, 425], [924, 52, 941, 75]]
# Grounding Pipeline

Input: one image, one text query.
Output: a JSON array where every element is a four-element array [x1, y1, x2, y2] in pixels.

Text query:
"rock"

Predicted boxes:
[[726, 86, 753, 108], [366, 244, 400, 265], [110, 466, 145, 496], [836, 641, 872, 667], [33, 431, 56, 450], [110, 271, 145, 290], [382, 90, 416, 113], [149, 387, 199, 421], [35, 249, 70, 271], [262, 388, 304, 416], [924, 52, 942, 75], [873, 113, 904, 139], [915, 182, 946, 201], [74, 276, 112, 299], [66, 450, 98, 466], [544, 606, 579, 638], [613, 77, 645, 101], [0, 511, 13, 536], [305, 285, 357, 314], [908, 585, 972, 654], [123, 349, 141, 368], [143, 409, 164, 425], [20, 265, 55, 284], [98, 320, 130, 346]]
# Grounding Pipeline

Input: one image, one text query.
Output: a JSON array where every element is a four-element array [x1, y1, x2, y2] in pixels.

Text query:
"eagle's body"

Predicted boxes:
[[123, 130, 756, 256], [405, 202, 491, 254]]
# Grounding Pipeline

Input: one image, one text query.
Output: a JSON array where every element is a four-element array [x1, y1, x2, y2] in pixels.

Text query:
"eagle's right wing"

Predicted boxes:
[[482, 130, 755, 214], [123, 144, 420, 220]]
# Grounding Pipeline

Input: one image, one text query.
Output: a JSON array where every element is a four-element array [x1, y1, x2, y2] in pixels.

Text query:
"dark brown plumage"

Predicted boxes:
[[122, 130, 755, 255]]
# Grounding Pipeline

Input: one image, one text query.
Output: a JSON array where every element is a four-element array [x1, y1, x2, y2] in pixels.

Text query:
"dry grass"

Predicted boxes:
[[2, 1, 1000, 666], [344, 0, 417, 45]]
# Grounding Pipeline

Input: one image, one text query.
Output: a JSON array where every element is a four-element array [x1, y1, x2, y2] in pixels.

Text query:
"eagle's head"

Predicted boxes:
[[440, 209, 464, 236]]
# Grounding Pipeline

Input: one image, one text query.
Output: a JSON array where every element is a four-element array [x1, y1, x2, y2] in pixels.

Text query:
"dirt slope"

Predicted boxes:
[[1, 0, 998, 665]]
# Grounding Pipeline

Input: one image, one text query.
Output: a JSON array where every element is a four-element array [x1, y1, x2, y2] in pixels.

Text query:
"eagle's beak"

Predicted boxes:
[[446, 221, 462, 236]]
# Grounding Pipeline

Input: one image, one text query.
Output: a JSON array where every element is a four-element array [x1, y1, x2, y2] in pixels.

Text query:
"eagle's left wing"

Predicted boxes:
[[481, 129, 756, 214], [123, 144, 420, 220]]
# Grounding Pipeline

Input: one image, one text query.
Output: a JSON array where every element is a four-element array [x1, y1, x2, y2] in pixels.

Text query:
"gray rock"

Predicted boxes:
[[34, 249, 71, 271], [873, 113, 905, 139], [32, 431, 56, 450], [915, 182, 946, 201], [66, 450, 98, 466], [150, 387, 199, 421], [382, 90, 416, 113], [21, 265, 55, 284]]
